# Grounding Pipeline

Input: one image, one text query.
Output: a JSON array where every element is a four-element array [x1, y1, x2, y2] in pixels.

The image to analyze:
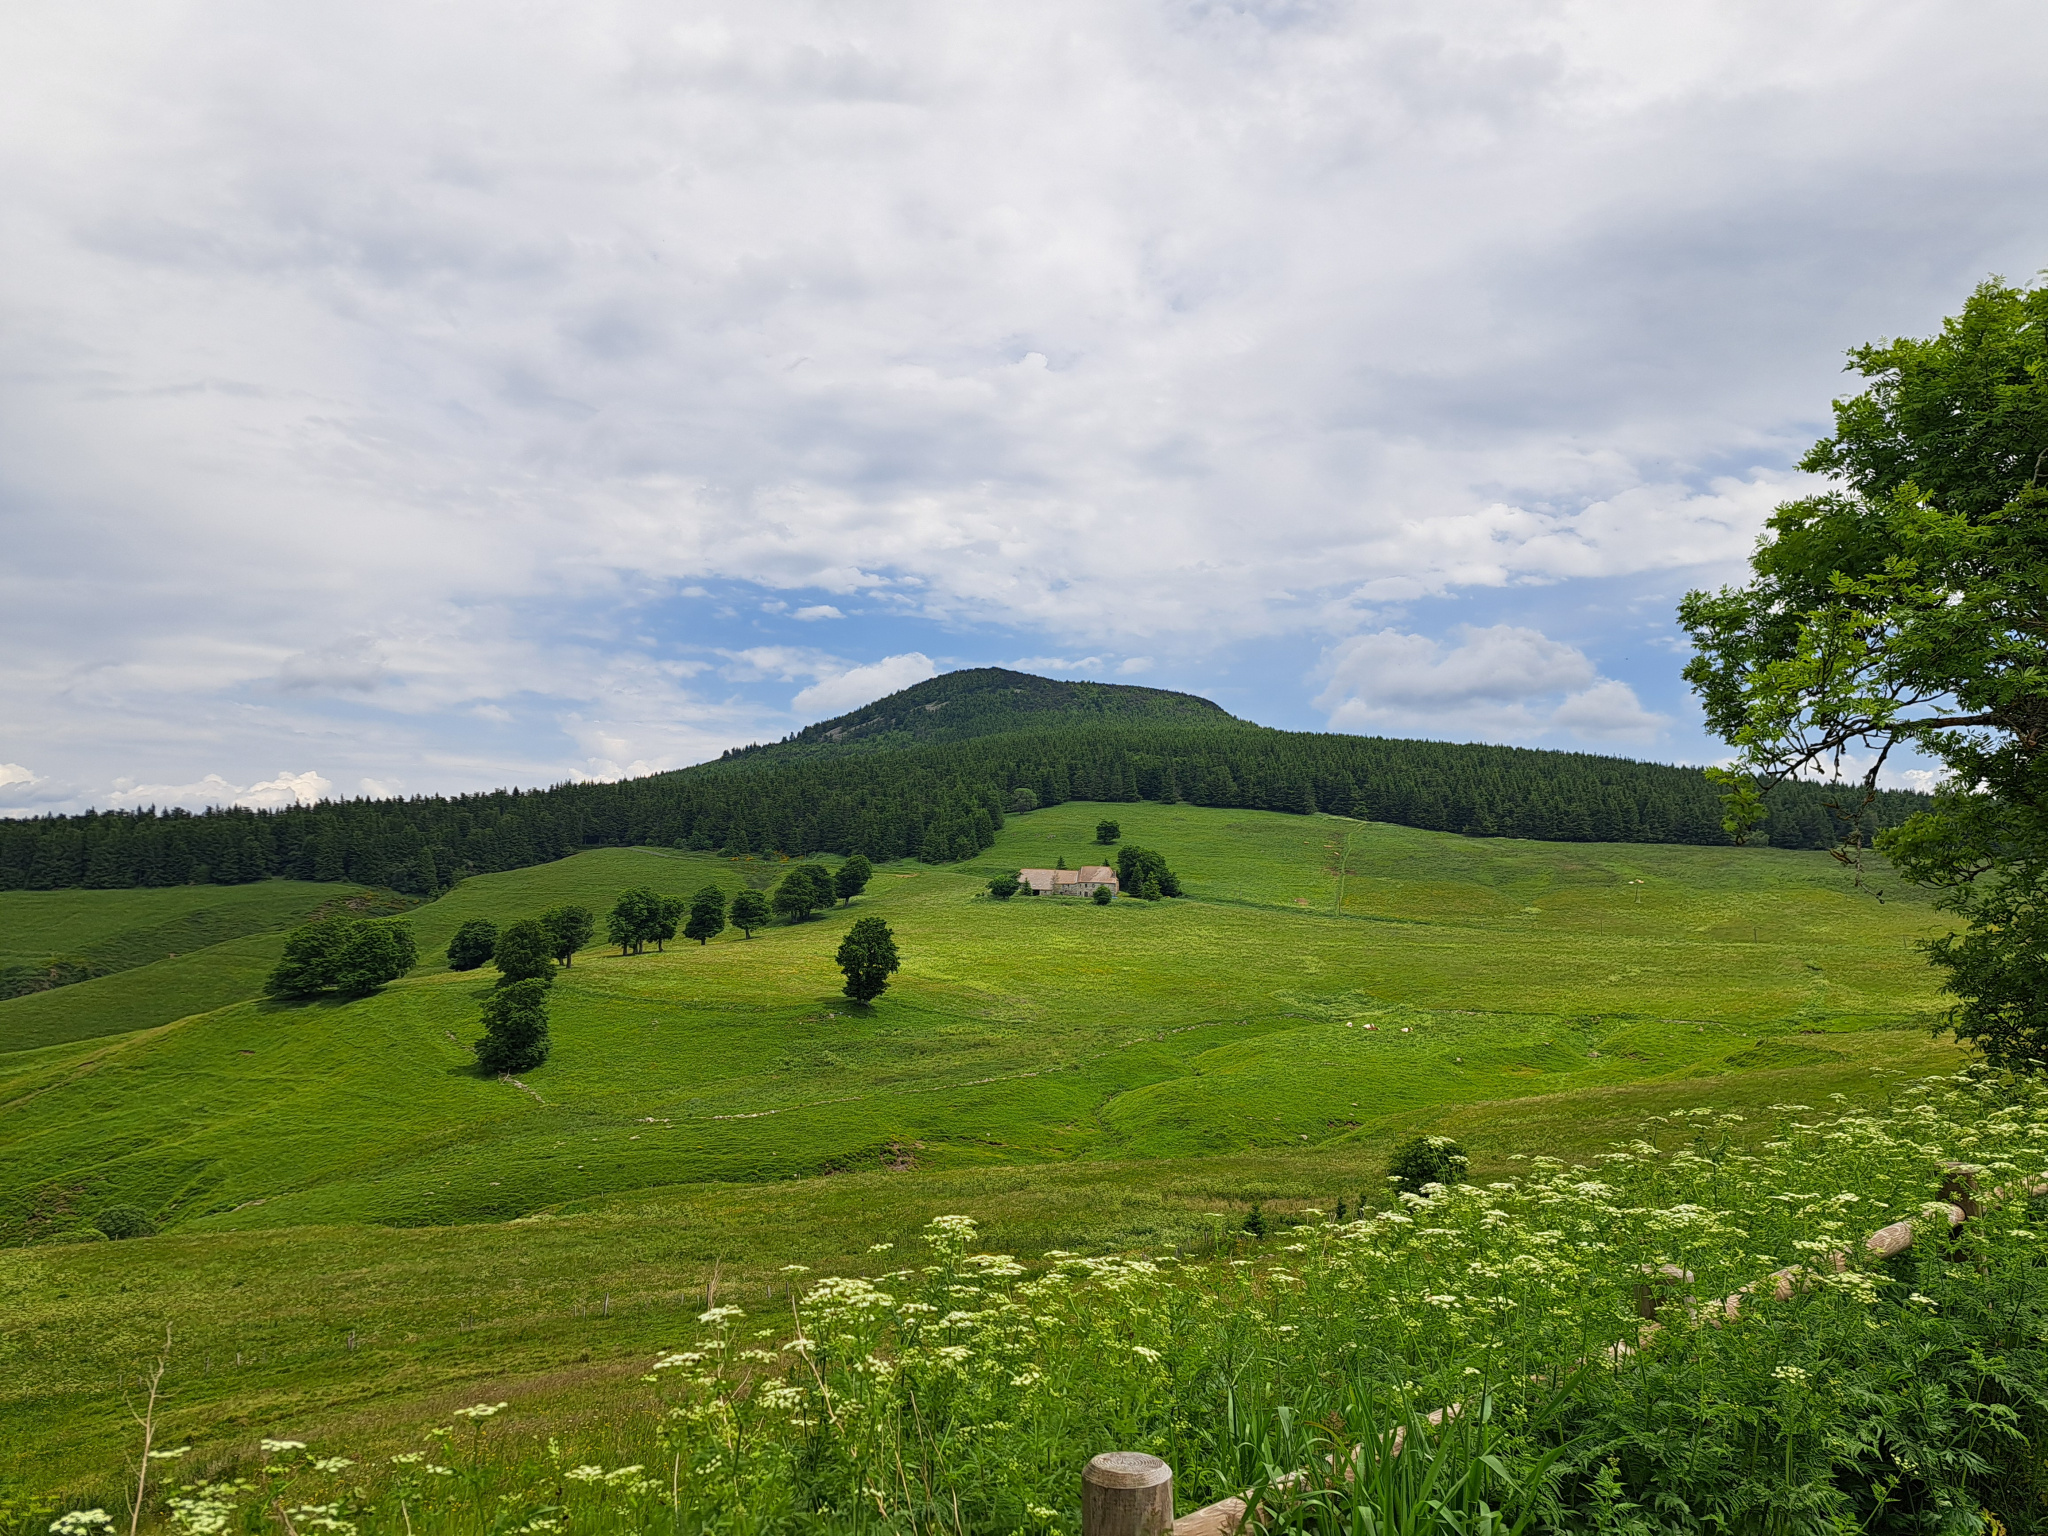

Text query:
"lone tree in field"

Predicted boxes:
[[1095, 819, 1120, 844], [606, 887, 663, 954], [1387, 1134, 1468, 1195], [446, 918, 498, 972], [833, 854, 873, 905], [835, 916, 900, 1004], [729, 887, 771, 937], [684, 884, 727, 945], [1681, 276, 2048, 1071], [987, 873, 1020, 900], [539, 905, 594, 967], [493, 918, 556, 986], [475, 977, 551, 1073], [267, 917, 418, 998]]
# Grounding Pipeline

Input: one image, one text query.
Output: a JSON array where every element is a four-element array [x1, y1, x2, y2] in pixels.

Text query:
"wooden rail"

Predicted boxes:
[[1083, 1169, 2010, 1536]]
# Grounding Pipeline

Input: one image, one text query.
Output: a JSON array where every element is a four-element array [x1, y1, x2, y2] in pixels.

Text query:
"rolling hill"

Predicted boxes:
[[0, 798, 1963, 1485], [0, 670, 1929, 901]]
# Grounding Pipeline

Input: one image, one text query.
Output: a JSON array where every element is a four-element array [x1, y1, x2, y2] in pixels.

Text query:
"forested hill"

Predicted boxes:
[[1, 672, 1927, 895], [709, 668, 1239, 766]]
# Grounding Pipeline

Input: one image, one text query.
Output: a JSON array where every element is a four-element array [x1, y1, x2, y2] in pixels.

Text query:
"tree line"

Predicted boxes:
[[0, 724, 1929, 897]]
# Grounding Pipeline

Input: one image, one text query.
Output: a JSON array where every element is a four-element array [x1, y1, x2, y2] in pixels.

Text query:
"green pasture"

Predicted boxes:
[[0, 802, 1970, 1485], [0, 881, 376, 1053]]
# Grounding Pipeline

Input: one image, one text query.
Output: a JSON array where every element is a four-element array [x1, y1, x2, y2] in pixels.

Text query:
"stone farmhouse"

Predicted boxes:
[[1018, 865, 1120, 897]]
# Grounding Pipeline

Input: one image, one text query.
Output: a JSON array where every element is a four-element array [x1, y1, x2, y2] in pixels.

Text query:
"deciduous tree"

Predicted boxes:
[[266, 917, 416, 998], [539, 905, 594, 966], [651, 894, 684, 951], [729, 887, 771, 937], [684, 884, 727, 945], [1095, 819, 1120, 844], [475, 977, 551, 1073], [772, 866, 829, 922], [833, 854, 873, 905], [987, 874, 1020, 900], [1681, 276, 2048, 1070], [836, 916, 900, 1004], [606, 888, 662, 954], [494, 918, 556, 985], [446, 918, 498, 972]]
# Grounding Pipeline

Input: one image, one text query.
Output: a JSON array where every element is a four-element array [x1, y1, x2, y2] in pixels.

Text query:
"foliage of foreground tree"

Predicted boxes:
[[474, 977, 550, 1074], [445, 918, 497, 972], [836, 916, 900, 1003], [266, 917, 418, 998], [1682, 276, 2048, 1070]]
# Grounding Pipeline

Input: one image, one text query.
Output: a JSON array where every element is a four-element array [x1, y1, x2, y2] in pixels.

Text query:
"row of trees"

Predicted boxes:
[[0, 722, 1930, 896]]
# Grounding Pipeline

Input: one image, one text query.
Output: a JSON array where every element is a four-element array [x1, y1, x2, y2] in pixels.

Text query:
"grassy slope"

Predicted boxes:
[[0, 804, 1966, 1484], [0, 882, 372, 1054]]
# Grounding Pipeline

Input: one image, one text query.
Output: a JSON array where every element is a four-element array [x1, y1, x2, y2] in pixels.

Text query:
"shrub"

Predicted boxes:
[[1092, 885, 1113, 905], [94, 1206, 154, 1241], [445, 919, 498, 972], [1386, 1133, 1469, 1194]]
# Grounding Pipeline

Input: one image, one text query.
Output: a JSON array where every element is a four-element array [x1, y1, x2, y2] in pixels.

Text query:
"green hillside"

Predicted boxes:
[[0, 882, 392, 1052], [710, 666, 1239, 765], [0, 671, 1930, 900], [2, 804, 1950, 1241], [0, 799, 1968, 1486]]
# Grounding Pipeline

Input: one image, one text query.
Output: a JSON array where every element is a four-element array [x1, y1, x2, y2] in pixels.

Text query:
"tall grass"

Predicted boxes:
[[38, 1072, 2048, 1536]]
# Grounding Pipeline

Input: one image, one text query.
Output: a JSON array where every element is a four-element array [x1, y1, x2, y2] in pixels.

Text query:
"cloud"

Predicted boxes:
[[103, 768, 333, 812], [794, 605, 844, 621], [790, 652, 937, 717], [1316, 625, 1667, 745], [1, 0, 2043, 801], [278, 637, 391, 693]]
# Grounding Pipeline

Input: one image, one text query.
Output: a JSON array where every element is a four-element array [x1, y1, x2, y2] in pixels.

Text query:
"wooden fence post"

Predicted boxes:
[[1083, 1452, 1174, 1536]]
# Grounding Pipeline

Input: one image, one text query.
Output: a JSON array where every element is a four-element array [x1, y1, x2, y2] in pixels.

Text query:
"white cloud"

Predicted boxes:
[[0, 763, 39, 789], [1118, 657, 1153, 675], [790, 652, 937, 717], [0, 0, 2042, 799], [103, 768, 333, 812], [1316, 625, 1667, 745]]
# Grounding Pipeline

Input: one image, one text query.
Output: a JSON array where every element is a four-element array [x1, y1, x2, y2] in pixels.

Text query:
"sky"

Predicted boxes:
[[3, 0, 2044, 817]]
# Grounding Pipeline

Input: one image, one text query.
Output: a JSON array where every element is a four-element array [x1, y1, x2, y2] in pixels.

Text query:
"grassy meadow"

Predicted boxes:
[[0, 802, 1969, 1491], [0, 882, 393, 1053]]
